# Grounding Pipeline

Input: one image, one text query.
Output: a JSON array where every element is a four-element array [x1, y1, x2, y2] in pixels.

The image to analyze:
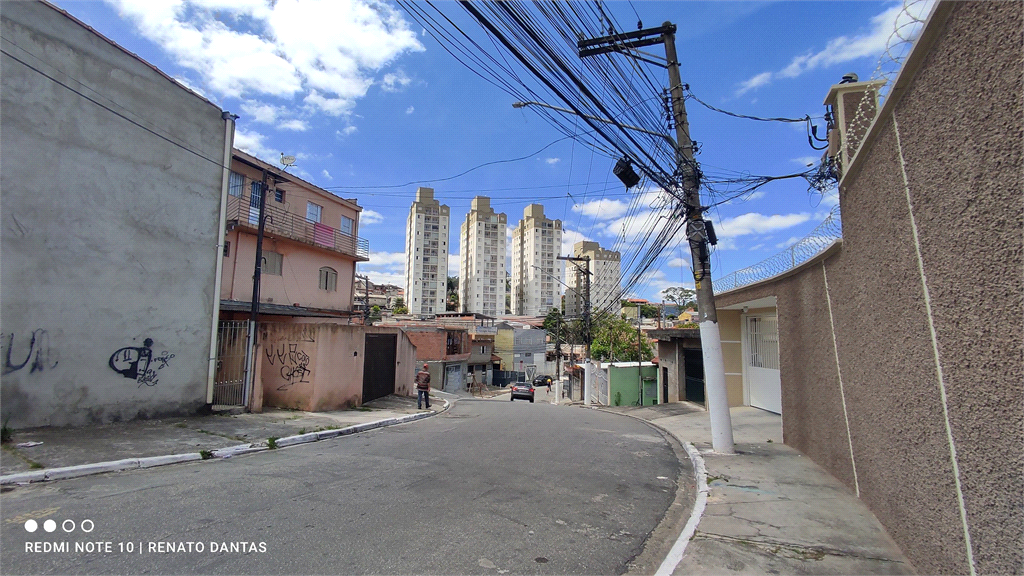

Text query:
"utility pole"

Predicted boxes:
[[578, 23, 734, 453], [242, 169, 271, 408], [557, 255, 591, 360], [356, 274, 370, 324]]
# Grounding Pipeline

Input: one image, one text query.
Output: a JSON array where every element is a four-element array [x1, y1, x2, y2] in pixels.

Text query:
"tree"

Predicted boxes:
[[368, 305, 382, 325], [446, 276, 459, 311], [661, 287, 696, 309], [590, 315, 654, 362], [393, 297, 405, 309], [542, 308, 563, 339]]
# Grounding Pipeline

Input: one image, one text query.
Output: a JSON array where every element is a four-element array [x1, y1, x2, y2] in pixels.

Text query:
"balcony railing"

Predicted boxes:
[[227, 195, 369, 261]]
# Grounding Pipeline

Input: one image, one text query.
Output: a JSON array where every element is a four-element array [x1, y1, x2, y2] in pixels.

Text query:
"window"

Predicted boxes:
[[223, 241, 231, 257], [249, 181, 263, 208], [228, 171, 244, 197], [274, 188, 285, 203], [319, 267, 337, 291], [262, 251, 283, 275], [340, 215, 354, 236], [306, 202, 323, 223]]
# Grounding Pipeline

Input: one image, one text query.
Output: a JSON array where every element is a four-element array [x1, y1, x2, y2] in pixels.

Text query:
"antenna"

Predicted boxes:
[[280, 153, 296, 168]]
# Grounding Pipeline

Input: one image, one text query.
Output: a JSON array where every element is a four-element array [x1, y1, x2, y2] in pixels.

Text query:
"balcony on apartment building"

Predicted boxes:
[[227, 195, 369, 261]]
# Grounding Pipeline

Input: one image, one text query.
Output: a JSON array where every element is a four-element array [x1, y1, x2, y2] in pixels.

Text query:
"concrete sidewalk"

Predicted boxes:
[[0, 393, 448, 483], [598, 403, 916, 575]]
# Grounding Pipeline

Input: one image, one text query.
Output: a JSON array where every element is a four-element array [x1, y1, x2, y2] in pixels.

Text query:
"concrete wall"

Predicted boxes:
[[714, 3, 1022, 573], [259, 323, 416, 411], [0, 2, 228, 427]]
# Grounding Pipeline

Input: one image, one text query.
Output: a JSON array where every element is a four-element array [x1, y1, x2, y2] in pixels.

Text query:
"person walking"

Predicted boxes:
[[416, 363, 431, 409]]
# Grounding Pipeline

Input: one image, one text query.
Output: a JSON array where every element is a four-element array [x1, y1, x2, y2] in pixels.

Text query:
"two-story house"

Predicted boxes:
[[220, 149, 369, 321]]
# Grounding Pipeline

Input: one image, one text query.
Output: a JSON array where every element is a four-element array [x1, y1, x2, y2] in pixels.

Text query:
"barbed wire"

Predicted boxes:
[[713, 205, 842, 293]]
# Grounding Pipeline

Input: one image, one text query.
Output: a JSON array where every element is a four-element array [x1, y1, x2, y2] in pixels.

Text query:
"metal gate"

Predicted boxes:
[[444, 364, 463, 392], [213, 320, 249, 405], [362, 333, 396, 403], [744, 315, 782, 414]]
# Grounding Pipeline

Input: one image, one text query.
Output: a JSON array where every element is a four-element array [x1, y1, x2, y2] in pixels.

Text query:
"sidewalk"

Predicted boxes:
[[1, 393, 447, 483], [597, 403, 916, 575]]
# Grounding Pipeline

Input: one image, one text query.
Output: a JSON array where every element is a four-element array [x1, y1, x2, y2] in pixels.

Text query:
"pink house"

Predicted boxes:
[[220, 149, 369, 321]]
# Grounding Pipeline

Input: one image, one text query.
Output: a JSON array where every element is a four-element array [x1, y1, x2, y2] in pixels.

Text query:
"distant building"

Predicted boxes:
[[565, 241, 621, 319], [510, 204, 562, 316], [459, 196, 507, 316], [404, 187, 449, 316]]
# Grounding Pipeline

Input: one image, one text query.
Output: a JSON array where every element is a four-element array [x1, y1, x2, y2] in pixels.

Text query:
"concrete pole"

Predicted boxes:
[[206, 111, 236, 404], [664, 25, 734, 453]]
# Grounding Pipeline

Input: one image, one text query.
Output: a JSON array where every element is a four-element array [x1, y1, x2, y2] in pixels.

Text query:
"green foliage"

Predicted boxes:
[[199, 450, 213, 460], [0, 415, 11, 444], [542, 308, 563, 334], [662, 287, 696, 309], [393, 297, 405, 309], [446, 276, 459, 311], [590, 315, 654, 362], [614, 391, 622, 406], [267, 437, 279, 450], [393, 305, 408, 315]]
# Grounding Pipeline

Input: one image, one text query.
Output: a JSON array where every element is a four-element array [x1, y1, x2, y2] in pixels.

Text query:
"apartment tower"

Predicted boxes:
[[459, 196, 507, 316], [404, 187, 449, 315], [511, 204, 562, 316], [565, 240, 621, 318]]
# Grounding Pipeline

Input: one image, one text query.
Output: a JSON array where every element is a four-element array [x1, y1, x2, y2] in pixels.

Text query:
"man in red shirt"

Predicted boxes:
[[416, 363, 431, 409]]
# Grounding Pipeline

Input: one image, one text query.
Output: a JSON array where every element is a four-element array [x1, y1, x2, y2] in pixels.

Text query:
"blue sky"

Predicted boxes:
[[53, 0, 930, 301]]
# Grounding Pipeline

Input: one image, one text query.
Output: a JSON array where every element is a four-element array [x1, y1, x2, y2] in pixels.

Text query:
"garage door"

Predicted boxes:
[[745, 315, 782, 414]]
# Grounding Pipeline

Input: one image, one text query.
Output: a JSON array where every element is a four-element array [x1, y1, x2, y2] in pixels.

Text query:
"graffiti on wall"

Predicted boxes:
[[1, 330, 59, 375], [265, 343, 311, 390], [109, 338, 175, 387]]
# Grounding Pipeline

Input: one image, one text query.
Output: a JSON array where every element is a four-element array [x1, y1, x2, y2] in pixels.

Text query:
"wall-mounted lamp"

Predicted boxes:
[[742, 306, 749, 313]]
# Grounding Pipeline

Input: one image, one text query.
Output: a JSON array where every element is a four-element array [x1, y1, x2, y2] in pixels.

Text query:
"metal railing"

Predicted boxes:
[[213, 320, 248, 406], [227, 195, 369, 260], [714, 205, 842, 294]]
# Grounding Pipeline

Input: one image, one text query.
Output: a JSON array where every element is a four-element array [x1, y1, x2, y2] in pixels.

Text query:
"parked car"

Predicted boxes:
[[509, 382, 535, 403], [532, 374, 552, 388]]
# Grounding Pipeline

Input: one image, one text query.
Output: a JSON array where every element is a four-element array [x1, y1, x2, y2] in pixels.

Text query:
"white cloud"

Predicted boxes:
[[321, 169, 332, 180], [279, 119, 310, 131], [793, 156, 820, 168], [361, 209, 384, 224], [405, 105, 415, 114], [667, 256, 690, 268], [448, 257, 460, 277], [716, 212, 812, 238], [382, 70, 412, 92], [733, 1, 932, 95], [363, 270, 406, 286], [735, 71, 773, 97], [775, 236, 802, 249], [544, 158, 560, 165], [108, 0, 424, 116], [366, 250, 406, 267], [571, 198, 629, 220], [232, 127, 275, 160], [336, 126, 358, 137]]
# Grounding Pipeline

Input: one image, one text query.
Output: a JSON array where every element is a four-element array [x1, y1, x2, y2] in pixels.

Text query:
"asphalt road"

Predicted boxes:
[[0, 399, 690, 575]]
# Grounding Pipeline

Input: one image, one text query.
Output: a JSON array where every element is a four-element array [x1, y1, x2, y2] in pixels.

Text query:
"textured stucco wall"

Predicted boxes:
[[0, 2, 227, 427], [714, 3, 1022, 573]]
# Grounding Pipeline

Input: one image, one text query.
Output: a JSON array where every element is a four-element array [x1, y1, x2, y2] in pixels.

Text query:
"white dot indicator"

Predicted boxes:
[[81, 519, 94, 533], [24, 519, 38, 532], [43, 519, 56, 533]]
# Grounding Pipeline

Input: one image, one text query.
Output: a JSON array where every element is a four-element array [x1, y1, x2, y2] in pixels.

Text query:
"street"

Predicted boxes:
[[1, 399, 692, 575]]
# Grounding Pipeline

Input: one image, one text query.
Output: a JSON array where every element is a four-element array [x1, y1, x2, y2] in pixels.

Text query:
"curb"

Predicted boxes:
[[0, 398, 451, 486]]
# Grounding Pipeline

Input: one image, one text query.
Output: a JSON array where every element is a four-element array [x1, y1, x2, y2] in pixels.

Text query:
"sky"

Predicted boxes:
[[52, 0, 931, 302]]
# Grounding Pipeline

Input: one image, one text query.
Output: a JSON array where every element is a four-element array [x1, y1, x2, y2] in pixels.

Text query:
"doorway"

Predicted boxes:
[[362, 333, 396, 403]]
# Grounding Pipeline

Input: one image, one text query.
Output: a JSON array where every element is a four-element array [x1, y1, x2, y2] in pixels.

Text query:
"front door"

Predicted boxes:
[[362, 333, 396, 403], [444, 364, 463, 392], [744, 315, 782, 414]]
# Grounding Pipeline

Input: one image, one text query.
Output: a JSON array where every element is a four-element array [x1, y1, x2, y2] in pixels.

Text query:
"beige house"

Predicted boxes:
[[220, 149, 368, 321]]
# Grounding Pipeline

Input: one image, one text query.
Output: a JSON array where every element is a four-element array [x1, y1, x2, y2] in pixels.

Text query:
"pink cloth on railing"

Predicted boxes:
[[313, 222, 334, 247]]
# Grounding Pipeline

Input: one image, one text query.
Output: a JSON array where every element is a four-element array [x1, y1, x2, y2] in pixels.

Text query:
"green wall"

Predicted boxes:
[[609, 365, 659, 406]]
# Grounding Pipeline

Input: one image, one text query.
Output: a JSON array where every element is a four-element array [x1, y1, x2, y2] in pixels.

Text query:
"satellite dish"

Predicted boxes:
[[280, 153, 296, 166]]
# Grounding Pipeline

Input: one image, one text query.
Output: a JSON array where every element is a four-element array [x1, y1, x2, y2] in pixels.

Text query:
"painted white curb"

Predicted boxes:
[[139, 453, 203, 468], [0, 398, 451, 485], [654, 442, 709, 576], [43, 458, 140, 482]]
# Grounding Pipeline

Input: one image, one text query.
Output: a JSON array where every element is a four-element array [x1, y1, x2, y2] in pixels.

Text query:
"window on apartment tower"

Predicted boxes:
[[318, 267, 337, 291]]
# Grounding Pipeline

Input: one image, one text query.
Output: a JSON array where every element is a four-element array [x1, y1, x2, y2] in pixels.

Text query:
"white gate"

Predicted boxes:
[[444, 364, 463, 392], [744, 315, 782, 414]]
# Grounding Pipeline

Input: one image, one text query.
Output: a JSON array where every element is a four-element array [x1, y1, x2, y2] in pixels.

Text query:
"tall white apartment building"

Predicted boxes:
[[404, 187, 449, 315], [511, 204, 562, 317], [565, 240, 621, 318], [459, 196, 507, 316]]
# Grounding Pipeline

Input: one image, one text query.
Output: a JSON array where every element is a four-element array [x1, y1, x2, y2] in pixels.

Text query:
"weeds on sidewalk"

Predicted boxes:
[[267, 437, 278, 450]]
